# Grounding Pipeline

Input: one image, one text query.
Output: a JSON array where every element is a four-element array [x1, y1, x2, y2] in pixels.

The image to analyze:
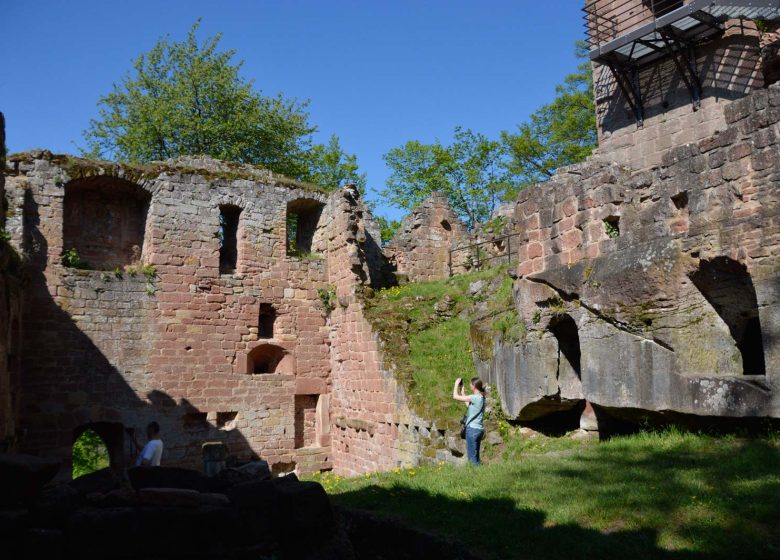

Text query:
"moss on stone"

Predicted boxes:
[[7, 151, 331, 194]]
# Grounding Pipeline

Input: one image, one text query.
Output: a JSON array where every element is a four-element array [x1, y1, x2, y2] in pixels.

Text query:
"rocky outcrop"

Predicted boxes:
[[474, 83, 780, 428]]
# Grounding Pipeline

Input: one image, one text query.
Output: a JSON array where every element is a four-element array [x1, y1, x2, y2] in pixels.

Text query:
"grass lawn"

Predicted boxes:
[[314, 431, 780, 560]]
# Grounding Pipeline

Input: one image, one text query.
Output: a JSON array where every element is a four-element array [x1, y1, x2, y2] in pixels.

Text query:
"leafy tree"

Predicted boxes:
[[374, 214, 402, 245], [72, 429, 109, 479], [501, 41, 597, 185], [304, 134, 367, 191], [363, 200, 401, 245], [380, 127, 511, 228], [82, 20, 315, 179]]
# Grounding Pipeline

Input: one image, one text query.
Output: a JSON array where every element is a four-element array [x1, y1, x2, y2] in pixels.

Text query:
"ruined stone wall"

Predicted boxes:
[[324, 187, 459, 475], [387, 192, 472, 282], [594, 19, 767, 171], [478, 81, 780, 425], [4, 154, 339, 476], [0, 112, 24, 450]]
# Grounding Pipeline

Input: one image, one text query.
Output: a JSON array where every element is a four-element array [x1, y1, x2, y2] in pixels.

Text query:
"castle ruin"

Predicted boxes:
[[1, 0, 780, 487]]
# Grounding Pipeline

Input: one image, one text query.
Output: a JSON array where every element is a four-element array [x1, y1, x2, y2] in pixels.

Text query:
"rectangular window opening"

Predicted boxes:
[[219, 205, 242, 274]]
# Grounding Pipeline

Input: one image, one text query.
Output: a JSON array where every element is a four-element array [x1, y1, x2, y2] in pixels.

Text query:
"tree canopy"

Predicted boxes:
[[501, 41, 597, 185], [304, 134, 367, 191], [82, 20, 363, 188], [378, 42, 596, 228], [380, 127, 512, 229]]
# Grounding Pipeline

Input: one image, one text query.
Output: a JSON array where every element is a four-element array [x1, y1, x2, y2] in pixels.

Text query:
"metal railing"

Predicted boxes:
[[447, 232, 522, 277], [584, 0, 686, 48]]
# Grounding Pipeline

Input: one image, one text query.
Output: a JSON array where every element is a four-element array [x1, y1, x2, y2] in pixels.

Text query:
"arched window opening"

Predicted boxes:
[[72, 422, 125, 479], [72, 426, 114, 479], [247, 344, 293, 374], [219, 205, 242, 274], [441, 219, 452, 231], [259, 303, 276, 339], [690, 258, 766, 375], [286, 199, 325, 256], [63, 177, 150, 270], [549, 314, 581, 380]]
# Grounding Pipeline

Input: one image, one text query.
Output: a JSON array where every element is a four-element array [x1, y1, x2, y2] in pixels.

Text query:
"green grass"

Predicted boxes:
[[408, 318, 474, 427], [363, 265, 515, 430], [315, 430, 780, 560]]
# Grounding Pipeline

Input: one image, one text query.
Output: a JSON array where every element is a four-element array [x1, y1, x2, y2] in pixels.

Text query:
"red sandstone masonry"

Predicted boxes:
[[3, 156, 338, 475]]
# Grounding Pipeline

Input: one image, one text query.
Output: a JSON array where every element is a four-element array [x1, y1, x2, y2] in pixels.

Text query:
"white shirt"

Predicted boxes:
[[136, 438, 163, 466]]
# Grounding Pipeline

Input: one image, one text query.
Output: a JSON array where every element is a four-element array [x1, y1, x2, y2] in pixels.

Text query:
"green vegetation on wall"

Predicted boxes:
[[362, 265, 518, 430]]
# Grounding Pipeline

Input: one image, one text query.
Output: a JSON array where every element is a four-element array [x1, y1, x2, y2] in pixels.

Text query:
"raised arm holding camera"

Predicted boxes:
[[453, 377, 486, 465]]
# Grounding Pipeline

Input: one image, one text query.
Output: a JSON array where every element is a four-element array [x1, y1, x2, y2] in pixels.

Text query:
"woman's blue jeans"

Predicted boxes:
[[465, 427, 485, 465]]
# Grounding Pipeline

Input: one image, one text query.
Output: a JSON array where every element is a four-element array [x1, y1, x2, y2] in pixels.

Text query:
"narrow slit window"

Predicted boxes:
[[219, 205, 241, 274], [259, 304, 276, 339]]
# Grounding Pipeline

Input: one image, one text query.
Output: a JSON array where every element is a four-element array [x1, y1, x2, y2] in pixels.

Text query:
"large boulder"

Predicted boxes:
[[69, 467, 119, 497], [0, 453, 60, 506], [228, 475, 337, 555], [30, 483, 81, 529], [127, 466, 208, 492], [207, 459, 271, 493], [67, 505, 254, 559], [138, 488, 230, 508]]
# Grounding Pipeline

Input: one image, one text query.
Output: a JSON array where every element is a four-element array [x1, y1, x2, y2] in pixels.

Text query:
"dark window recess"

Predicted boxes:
[[604, 216, 620, 239], [216, 411, 238, 430], [183, 412, 209, 431], [645, 0, 683, 16], [441, 219, 452, 231], [672, 192, 688, 210], [219, 205, 241, 273], [259, 304, 276, 339], [286, 199, 324, 256], [549, 314, 581, 380], [690, 257, 766, 375]]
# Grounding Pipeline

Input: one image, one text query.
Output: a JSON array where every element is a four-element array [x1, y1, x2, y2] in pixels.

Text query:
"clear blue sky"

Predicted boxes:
[[1, 0, 586, 220]]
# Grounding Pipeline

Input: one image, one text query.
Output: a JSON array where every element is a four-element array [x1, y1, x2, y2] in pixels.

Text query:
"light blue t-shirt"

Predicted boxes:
[[465, 394, 485, 430]]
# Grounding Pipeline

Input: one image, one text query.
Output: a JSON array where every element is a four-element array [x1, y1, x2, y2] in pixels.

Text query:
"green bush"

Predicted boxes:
[[61, 248, 92, 270]]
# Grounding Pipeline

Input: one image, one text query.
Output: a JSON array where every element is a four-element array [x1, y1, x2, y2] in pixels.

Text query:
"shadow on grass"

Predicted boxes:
[[333, 437, 780, 560]]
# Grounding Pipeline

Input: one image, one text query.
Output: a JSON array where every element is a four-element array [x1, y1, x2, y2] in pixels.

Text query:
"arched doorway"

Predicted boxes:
[[72, 422, 125, 478]]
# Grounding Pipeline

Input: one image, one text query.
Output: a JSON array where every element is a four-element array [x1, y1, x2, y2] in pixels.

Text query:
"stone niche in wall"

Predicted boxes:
[[63, 176, 151, 270], [243, 342, 295, 375]]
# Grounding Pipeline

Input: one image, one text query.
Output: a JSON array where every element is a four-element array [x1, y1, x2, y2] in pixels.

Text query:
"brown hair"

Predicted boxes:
[[470, 377, 485, 394]]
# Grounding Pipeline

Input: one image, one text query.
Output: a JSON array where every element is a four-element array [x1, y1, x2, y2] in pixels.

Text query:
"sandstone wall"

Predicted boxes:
[[4, 155, 339, 476], [476, 81, 780, 425], [0, 112, 24, 450], [594, 17, 769, 171], [387, 192, 472, 281], [324, 187, 460, 475]]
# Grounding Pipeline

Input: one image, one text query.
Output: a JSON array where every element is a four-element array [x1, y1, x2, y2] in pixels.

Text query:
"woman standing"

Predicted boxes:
[[453, 377, 486, 465]]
